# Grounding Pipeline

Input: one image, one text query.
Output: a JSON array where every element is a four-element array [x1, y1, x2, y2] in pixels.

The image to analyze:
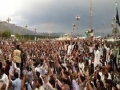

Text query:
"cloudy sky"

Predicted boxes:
[[0, 0, 120, 34]]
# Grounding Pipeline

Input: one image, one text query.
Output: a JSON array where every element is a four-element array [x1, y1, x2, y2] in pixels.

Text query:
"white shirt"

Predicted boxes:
[[35, 67, 40, 73], [78, 62, 84, 71], [0, 73, 9, 90], [67, 44, 74, 55], [0, 49, 2, 54], [64, 44, 68, 51], [104, 45, 110, 62], [94, 50, 100, 68], [72, 79, 80, 90], [35, 86, 45, 90], [9, 61, 16, 76], [15, 67, 20, 78], [89, 46, 94, 53]]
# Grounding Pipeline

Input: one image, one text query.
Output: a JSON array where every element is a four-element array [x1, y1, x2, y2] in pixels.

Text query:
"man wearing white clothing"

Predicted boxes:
[[94, 45, 100, 70], [67, 42, 74, 55], [35, 78, 45, 90], [104, 44, 110, 62], [0, 68, 9, 90]]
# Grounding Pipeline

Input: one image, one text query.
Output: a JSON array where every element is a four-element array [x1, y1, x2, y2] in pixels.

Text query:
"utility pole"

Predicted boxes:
[[90, 0, 93, 30], [6, 17, 11, 38]]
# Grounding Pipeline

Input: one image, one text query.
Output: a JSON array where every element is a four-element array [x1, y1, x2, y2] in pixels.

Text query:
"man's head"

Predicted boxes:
[[105, 79, 112, 88], [0, 62, 2, 68], [0, 68, 5, 75], [95, 44, 99, 50], [14, 72, 19, 79], [16, 45, 20, 50], [36, 78, 43, 88], [61, 84, 70, 90]]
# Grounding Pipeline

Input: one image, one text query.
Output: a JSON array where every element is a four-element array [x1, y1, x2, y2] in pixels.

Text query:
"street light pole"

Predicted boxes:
[[76, 15, 80, 37], [72, 23, 76, 36], [22, 29, 24, 40], [34, 28, 36, 41], [90, 0, 93, 30], [116, 2, 118, 29], [6, 17, 11, 38], [0, 22, 2, 38], [25, 25, 27, 39]]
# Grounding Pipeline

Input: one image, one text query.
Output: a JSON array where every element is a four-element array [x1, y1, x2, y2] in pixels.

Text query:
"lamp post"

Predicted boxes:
[[22, 28, 24, 40], [90, 0, 92, 29], [6, 17, 11, 38], [0, 22, 2, 38], [76, 15, 80, 37], [25, 25, 27, 39], [72, 23, 76, 36], [6, 17, 11, 23], [34, 28, 37, 41], [116, 2, 118, 28], [89, 0, 95, 40]]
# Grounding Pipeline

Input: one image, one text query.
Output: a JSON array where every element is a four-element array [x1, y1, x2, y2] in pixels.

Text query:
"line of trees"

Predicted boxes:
[[0, 30, 58, 40]]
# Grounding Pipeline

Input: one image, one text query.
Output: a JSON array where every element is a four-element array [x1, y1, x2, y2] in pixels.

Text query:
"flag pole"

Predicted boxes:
[[116, 2, 118, 28], [90, 0, 93, 30]]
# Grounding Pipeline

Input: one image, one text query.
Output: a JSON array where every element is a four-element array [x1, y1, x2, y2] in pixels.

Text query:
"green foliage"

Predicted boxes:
[[2, 30, 11, 38], [19, 34, 58, 40], [107, 34, 111, 37], [24, 34, 29, 39], [112, 27, 119, 35], [15, 33, 21, 38]]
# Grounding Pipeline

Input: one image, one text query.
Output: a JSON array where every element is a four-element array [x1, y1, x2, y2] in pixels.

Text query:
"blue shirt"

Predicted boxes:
[[85, 57, 89, 61], [12, 78, 21, 90]]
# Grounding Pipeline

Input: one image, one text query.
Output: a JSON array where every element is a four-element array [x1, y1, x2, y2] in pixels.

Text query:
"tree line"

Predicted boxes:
[[0, 30, 59, 40]]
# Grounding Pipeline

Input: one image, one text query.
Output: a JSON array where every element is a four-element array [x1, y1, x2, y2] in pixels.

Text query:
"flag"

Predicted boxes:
[[111, 17, 115, 27], [111, 21, 114, 27], [116, 3, 120, 26]]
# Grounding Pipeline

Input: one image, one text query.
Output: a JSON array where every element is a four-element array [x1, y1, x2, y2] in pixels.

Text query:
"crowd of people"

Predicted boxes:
[[0, 38, 119, 90]]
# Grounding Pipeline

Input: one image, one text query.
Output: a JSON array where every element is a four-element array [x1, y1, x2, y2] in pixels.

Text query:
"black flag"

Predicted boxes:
[[116, 3, 120, 26]]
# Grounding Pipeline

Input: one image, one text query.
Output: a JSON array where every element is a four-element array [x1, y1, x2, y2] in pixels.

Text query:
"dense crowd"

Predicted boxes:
[[0, 38, 120, 90]]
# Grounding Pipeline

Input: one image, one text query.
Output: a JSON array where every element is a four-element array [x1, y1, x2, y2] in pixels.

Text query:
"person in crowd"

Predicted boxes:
[[0, 84, 6, 90], [0, 37, 119, 90], [13, 45, 21, 68], [35, 78, 44, 90], [0, 67, 9, 90], [94, 44, 100, 70], [9, 72, 21, 90]]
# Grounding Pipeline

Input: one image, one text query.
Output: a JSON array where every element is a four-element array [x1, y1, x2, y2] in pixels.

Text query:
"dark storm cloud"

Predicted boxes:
[[14, 0, 120, 33], [15, 0, 90, 26]]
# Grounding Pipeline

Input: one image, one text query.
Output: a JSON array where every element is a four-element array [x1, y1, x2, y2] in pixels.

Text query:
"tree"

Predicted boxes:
[[2, 30, 11, 38], [15, 32, 21, 38], [107, 34, 111, 37], [112, 27, 119, 35]]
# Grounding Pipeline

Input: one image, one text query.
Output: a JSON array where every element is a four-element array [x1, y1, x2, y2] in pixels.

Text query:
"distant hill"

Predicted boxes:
[[0, 21, 35, 35], [39, 32, 64, 37], [0, 21, 65, 37]]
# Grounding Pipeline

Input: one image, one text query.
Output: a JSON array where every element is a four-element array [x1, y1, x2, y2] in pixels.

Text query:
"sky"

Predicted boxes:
[[0, 0, 120, 35]]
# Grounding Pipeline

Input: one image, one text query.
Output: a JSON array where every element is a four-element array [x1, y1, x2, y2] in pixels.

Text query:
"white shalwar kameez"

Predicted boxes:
[[94, 50, 100, 68]]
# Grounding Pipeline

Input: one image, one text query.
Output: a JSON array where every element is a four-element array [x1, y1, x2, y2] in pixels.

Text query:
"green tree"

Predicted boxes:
[[107, 34, 110, 37], [2, 30, 11, 38], [15, 32, 21, 38], [112, 27, 119, 35], [24, 34, 29, 39]]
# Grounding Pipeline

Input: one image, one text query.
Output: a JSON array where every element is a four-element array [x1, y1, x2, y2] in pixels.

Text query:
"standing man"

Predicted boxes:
[[13, 45, 21, 69], [9, 72, 21, 90], [94, 44, 100, 70], [0, 68, 9, 90]]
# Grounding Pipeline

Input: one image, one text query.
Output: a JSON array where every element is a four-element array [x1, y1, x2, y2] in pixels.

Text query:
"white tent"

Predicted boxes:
[[56, 34, 73, 40], [105, 38, 120, 42]]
